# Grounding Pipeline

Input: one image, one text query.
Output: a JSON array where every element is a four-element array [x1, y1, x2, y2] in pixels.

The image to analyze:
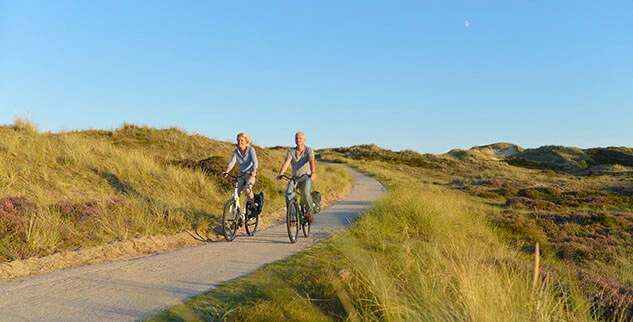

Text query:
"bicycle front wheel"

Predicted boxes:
[[286, 200, 300, 243], [222, 200, 239, 242], [245, 207, 259, 236]]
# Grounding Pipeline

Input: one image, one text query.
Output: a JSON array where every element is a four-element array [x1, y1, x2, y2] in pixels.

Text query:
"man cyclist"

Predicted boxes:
[[276, 131, 316, 224]]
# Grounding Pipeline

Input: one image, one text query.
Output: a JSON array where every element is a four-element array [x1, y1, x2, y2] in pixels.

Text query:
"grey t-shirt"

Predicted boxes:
[[287, 146, 314, 177]]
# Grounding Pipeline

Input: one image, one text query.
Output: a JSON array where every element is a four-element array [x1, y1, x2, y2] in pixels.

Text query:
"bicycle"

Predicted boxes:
[[278, 173, 312, 243], [221, 173, 260, 242]]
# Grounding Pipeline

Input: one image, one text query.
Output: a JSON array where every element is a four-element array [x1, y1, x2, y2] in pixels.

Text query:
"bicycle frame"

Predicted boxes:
[[222, 172, 259, 241], [230, 175, 248, 217], [279, 173, 311, 243], [282, 173, 309, 211], [286, 178, 300, 207]]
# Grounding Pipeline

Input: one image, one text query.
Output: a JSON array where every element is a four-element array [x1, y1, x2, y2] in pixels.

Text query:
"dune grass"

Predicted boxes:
[[148, 160, 595, 321], [0, 120, 351, 263], [4, 120, 631, 319]]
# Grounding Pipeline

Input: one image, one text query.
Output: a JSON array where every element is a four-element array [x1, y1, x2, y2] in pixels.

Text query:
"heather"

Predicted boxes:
[[151, 156, 592, 321], [154, 143, 633, 321]]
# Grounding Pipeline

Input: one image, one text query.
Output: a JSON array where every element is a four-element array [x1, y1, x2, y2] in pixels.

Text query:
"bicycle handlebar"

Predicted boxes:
[[276, 173, 310, 182], [222, 172, 251, 180]]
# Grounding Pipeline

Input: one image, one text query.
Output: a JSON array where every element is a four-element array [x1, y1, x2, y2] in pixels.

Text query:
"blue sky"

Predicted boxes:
[[1, 1, 632, 154]]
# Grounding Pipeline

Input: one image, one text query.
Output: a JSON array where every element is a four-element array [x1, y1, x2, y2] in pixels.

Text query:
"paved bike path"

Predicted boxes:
[[0, 166, 386, 321]]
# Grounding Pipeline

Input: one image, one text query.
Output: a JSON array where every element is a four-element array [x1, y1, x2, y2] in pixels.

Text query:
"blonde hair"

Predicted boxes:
[[237, 132, 251, 145]]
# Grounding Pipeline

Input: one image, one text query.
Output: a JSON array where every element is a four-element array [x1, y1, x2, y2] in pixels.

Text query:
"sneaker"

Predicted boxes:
[[306, 212, 314, 225]]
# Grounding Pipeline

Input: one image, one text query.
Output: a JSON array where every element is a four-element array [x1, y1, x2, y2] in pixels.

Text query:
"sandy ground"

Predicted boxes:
[[0, 166, 386, 321]]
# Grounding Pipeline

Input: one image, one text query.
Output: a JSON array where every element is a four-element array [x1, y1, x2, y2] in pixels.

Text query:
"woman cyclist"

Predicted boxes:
[[223, 132, 259, 213]]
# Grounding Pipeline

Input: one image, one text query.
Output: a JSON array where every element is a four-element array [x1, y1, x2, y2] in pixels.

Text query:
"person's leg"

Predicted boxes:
[[236, 177, 248, 220], [299, 177, 314, 213], [245, 176, 256, 209], [298, 177, 314, 224], [237, 176, 247, 197], [285, 181, 293, 206]]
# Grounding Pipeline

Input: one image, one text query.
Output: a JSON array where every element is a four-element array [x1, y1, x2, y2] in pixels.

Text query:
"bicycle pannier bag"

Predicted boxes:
[[254, 192, 264, 215]]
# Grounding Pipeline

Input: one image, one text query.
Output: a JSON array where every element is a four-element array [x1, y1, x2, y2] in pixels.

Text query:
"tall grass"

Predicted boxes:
[[12, 116, 39, 134], [0, 120, 352, 262], [150, 165, 592, 321], [328, 187, 589, 321], [150, 148, 633, 321]]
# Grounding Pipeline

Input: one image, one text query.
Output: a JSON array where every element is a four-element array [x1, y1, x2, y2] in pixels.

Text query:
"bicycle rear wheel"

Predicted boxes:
[[222, 200, 239, 242], [302, 213, 311, 237], [286, 200, 300, 243], [245, 207, 259, 236]]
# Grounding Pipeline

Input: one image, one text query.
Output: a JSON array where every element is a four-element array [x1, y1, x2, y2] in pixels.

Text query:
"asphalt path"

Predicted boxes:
[[0, 166, 385, 321]]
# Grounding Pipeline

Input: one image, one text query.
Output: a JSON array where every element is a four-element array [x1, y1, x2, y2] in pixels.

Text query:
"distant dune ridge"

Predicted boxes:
[[441, 143, 633, 173], [317, 142, 633, 176]]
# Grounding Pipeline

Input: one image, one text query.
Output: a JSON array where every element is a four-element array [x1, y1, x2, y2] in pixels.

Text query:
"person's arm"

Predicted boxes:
[[251, 147, 258, 177], [224, 151, 237, 176], [309, 155, 316, 181], [277, 157, 292, 180]]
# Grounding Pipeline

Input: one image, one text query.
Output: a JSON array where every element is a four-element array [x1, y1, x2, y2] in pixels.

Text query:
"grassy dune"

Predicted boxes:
[[4, 118, 632, 320], [0, 119, 351, 264], [150, 144, 633, 321], [149, 161, 590, 321]]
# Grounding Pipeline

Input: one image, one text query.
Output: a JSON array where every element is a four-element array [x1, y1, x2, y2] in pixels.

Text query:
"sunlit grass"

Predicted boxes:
[[331, 188, 589, 321], [4, 118, 630, 319], [149, 162, 593, 321], [0, 119, 352, 262]]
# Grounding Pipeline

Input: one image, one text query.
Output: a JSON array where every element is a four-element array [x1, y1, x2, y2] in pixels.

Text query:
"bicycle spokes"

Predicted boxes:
[[222, 201, 239, 242], [286, 200, 300, 243]]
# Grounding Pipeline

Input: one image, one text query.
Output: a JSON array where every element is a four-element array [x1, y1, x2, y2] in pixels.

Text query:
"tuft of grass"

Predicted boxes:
[[12, 117, 39, 134]]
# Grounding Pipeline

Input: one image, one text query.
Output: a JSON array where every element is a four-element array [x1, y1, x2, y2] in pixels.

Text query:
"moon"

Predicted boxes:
[[465, 20, 470, 28]]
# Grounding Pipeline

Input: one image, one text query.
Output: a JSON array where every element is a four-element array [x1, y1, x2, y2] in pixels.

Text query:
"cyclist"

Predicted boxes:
[[223, 132, 258, 213], [276, 131, 316, 224]]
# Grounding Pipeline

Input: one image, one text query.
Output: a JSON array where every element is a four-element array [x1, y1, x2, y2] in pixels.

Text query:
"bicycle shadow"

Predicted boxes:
[[187, 224, 223, 242], [185, 208, 225, 242]]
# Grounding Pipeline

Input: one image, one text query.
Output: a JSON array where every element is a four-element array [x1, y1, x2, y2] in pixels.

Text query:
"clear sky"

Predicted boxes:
[[1, 1, 632, 154]]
